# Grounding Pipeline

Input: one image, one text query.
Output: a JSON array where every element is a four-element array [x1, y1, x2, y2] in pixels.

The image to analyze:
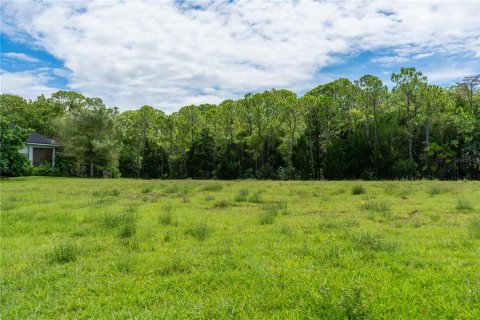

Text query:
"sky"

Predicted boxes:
[[1, 1, 479, 113]]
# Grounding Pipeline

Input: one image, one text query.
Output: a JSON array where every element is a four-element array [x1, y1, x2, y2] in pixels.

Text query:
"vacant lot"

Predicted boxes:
[[1, 178, 479, 319]]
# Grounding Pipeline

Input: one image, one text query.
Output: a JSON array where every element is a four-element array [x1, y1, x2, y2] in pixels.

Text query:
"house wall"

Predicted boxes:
[[22, 144, 57, 167]]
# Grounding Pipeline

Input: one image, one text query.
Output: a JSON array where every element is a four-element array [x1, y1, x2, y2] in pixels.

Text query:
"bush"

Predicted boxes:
[[31, 164, 60, 176], [0, 119, 31, 177], [105, 164, 121, 178], [351, 185, 366, 195], [392, 159, 418, 179]]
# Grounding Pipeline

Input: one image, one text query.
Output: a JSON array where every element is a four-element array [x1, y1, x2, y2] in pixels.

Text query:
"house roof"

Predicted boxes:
[[9, 123, 60, 146], [26, 132, 60, 146]]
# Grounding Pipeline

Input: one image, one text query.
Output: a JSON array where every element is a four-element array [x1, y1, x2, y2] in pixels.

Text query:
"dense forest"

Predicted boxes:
[[1, 68, 479, 180]]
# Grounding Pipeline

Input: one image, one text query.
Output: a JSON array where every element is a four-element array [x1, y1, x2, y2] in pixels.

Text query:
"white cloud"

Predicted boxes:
[[1, 0, 479, 111], [371, 56, 410, 65], [424, 67, 476, 84], [0, 69, 59, 99], [3, 52, 40, 63]]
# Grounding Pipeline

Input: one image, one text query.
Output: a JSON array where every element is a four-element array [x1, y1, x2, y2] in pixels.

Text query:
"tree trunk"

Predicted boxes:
[[408, 137, 413, 161], [425, 115, 430, 169], [373, 100, 378, 147], [90, 162, 94, 177]]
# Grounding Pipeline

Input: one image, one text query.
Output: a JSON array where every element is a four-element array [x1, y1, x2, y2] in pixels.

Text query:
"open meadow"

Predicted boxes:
[[1, 177, 479, 319]]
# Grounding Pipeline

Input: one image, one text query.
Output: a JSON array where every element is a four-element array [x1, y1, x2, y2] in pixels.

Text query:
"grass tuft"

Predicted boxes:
[[212, 199, 230, 208], [468, 217, 480, 239], [249, 191, 263, 203], [350, 231, 396, 252], [428, 185, 449, 196], [141, 186, 153, 194], [456, 198, 474, 211], [159, 205, 175, 225], [351, 185, 366, 195], [234, 189, 249, 202], [262, 202, 289, 215], [360, 200, 391, 214], [201, 184, 223, 192], [185, 222, 211, 241], [49, 240, 77, 264], [259, 213, 276, 225]]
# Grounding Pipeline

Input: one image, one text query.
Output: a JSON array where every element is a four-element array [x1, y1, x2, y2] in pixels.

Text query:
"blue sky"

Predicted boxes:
[[1, 1, 479, 112]]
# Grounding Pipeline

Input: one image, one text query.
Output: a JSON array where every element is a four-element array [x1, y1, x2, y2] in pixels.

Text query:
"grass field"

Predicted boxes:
[[1, 177, 479, 319]]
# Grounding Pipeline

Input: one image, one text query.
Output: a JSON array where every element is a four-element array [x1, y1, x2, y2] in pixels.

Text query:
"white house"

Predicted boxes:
[[19, 132, 61, 167]]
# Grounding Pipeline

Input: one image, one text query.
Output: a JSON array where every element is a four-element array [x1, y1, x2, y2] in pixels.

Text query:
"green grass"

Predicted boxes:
[[1, 177, 479, 318]]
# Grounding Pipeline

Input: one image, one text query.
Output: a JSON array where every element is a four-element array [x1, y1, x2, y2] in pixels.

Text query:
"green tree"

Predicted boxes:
[[0, 118, 31, 176], [391, 67, 427, 162], [56, 99, 121, 177]]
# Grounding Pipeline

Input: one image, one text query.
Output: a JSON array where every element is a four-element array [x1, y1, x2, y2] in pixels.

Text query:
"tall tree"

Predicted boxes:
[[57, 99, 121, 177], [391, 67, 427, 161]]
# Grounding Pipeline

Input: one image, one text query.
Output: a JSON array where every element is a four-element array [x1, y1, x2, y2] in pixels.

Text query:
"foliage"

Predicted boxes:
[[0, 118, 31, 176], [55, 95, 121, 177], [1, 69, 479, 180]]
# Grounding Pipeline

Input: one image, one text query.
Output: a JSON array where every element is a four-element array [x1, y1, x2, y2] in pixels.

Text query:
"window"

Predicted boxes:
[[32, 147, 53, 166]]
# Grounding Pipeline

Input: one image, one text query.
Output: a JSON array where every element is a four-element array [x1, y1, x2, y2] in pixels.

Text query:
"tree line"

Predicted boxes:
[[1, 68, 479, 179]]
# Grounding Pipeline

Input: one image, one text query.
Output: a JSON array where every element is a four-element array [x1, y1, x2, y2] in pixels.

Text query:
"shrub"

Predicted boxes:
[[31, 163, 60, 176], [0, 119, 31, 177], [456, 199, 474, 211], [50, 240, 77, 264], [234, 189, 249, 202], [392, 159, 418, 179], [185, 222, 211, 241], [351, 185, 365, 195]]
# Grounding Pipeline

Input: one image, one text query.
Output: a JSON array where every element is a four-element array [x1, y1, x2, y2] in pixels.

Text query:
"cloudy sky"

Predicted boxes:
[[1, 1, 479, 113]]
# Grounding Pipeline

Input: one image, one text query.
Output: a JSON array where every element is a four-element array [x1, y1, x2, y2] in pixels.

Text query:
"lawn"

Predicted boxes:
[[1, 177, 479, 319]]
